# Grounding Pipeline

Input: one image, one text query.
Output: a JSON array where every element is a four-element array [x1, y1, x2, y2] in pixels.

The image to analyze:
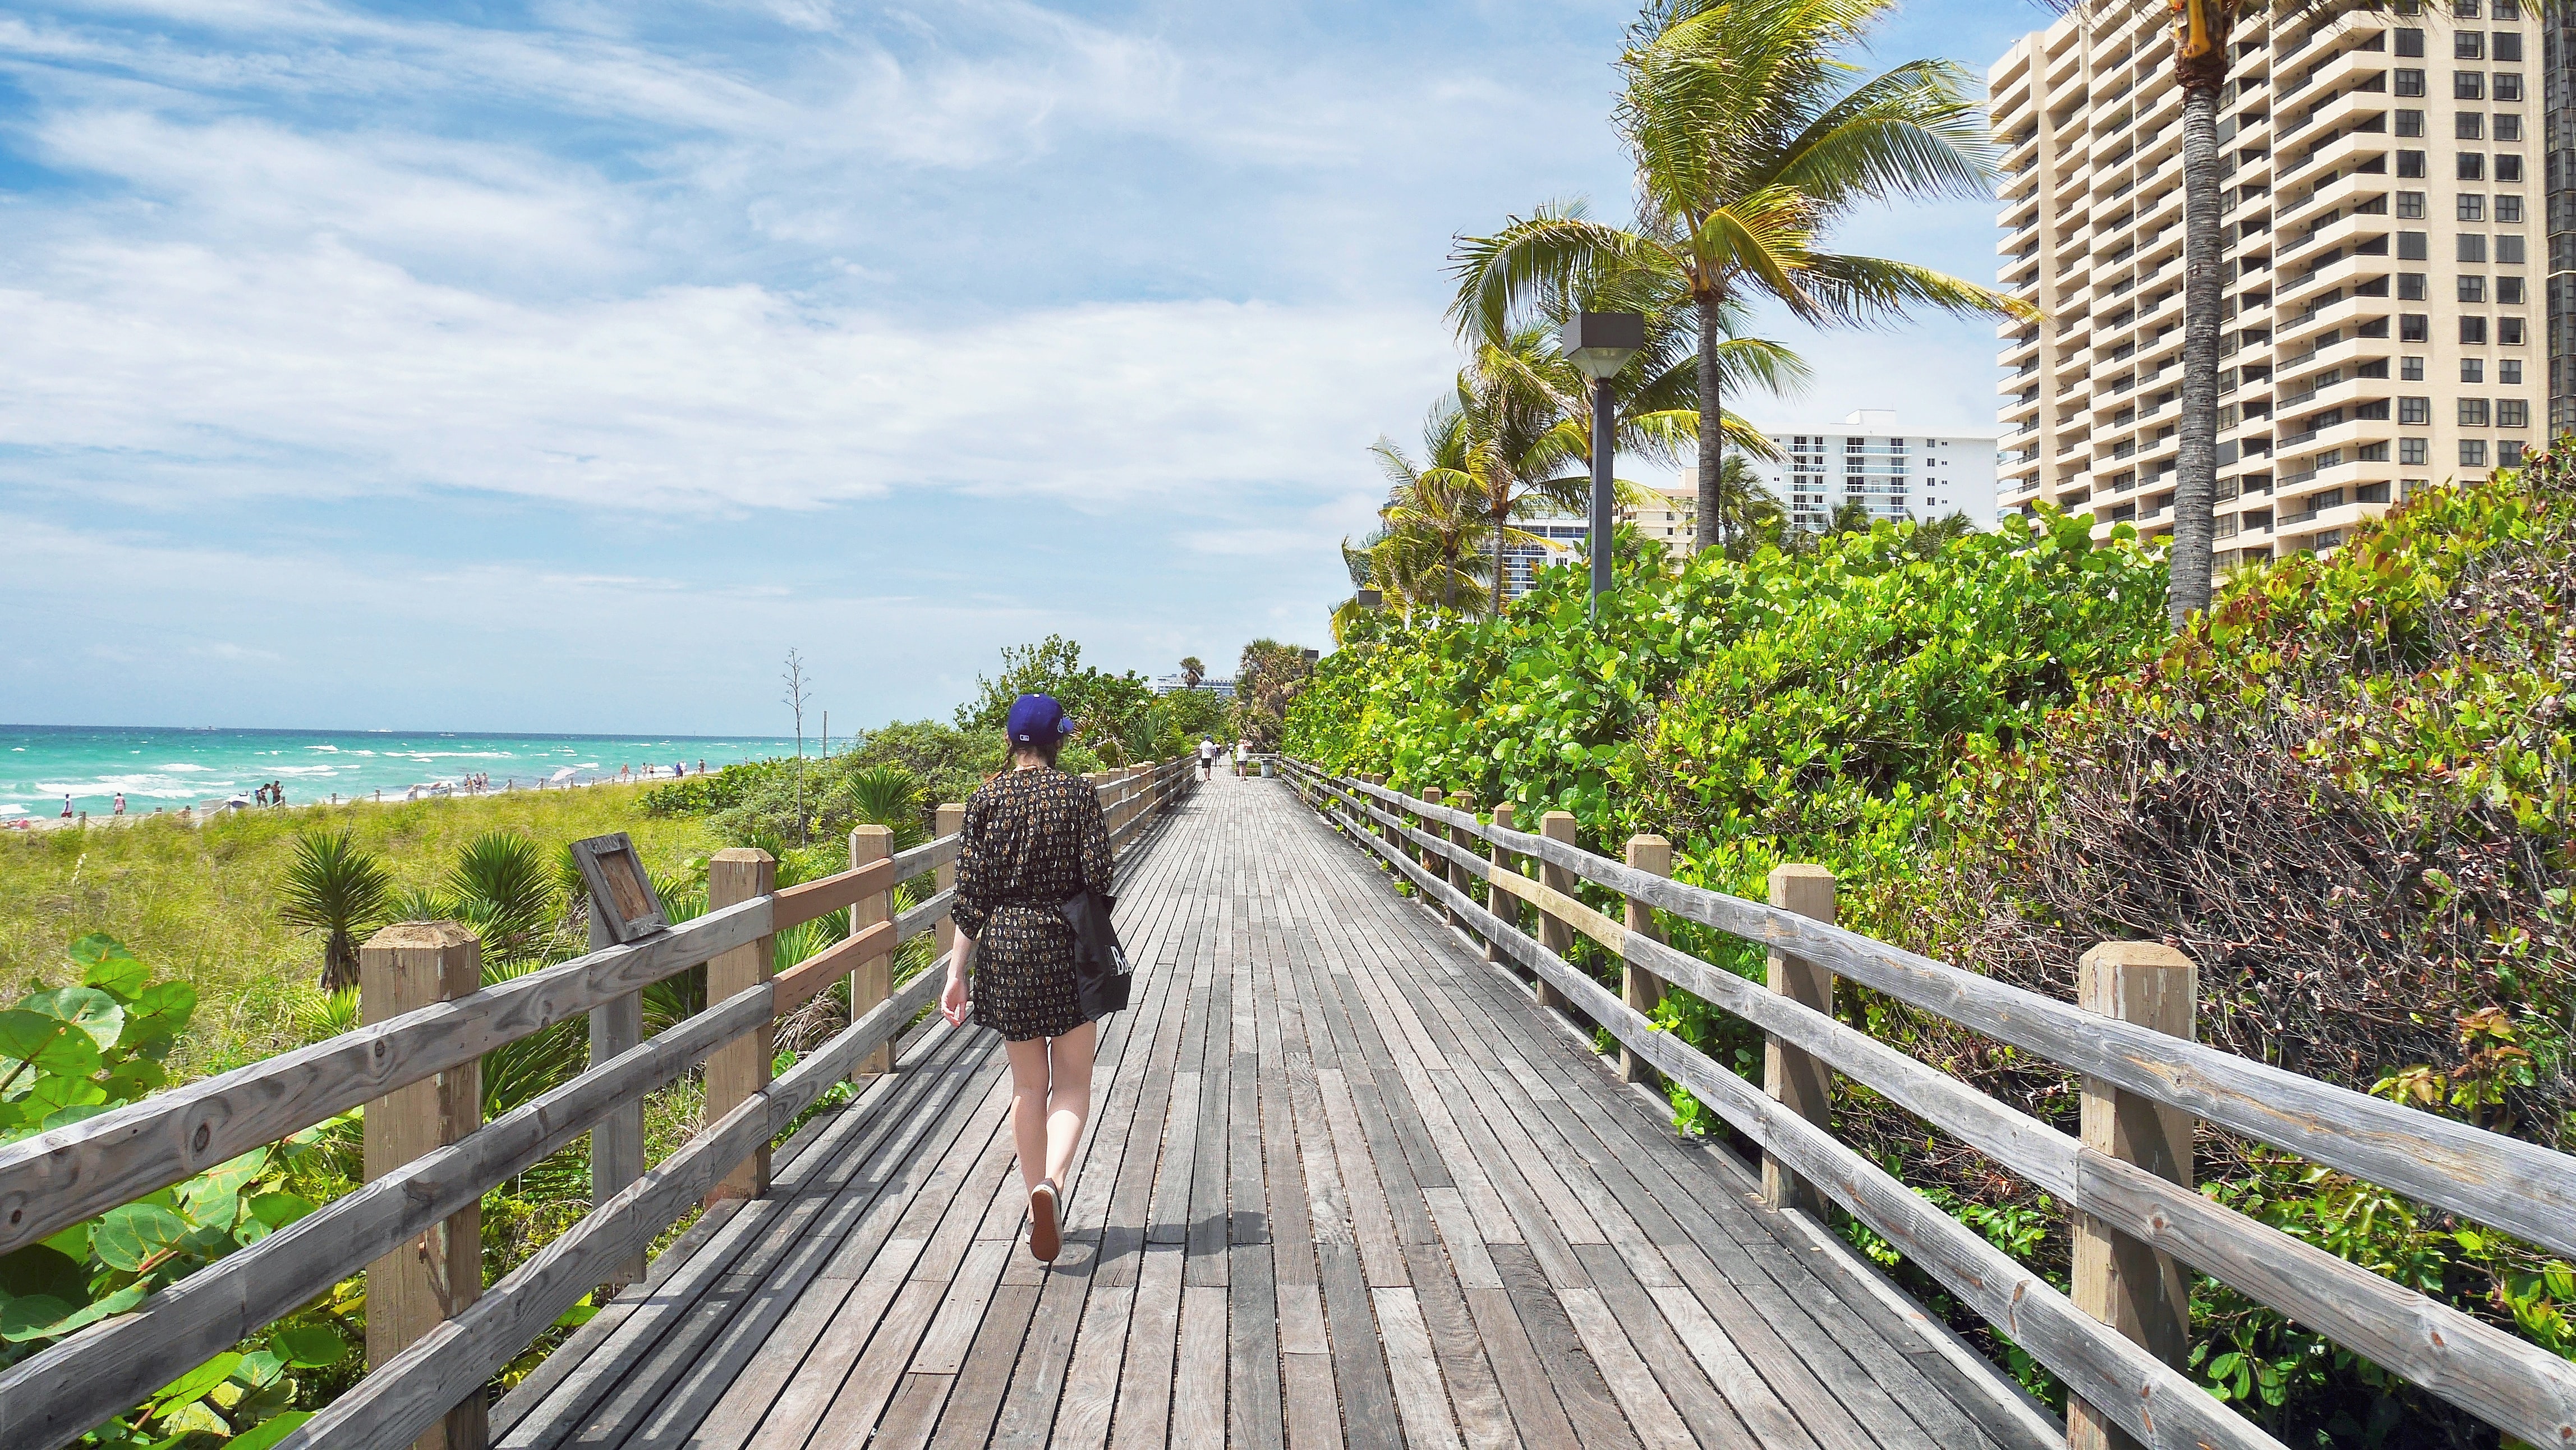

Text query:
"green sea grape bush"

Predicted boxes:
[[1, 934, 358, 1447]]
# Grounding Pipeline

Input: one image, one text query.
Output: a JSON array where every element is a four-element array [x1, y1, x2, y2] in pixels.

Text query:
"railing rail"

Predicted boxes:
[[0, 756, 1197, 1450], [1280, 757, 2576, 1450]]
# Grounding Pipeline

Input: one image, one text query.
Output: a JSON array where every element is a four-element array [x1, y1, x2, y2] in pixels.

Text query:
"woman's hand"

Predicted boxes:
[[940, 933, 973, 1026]]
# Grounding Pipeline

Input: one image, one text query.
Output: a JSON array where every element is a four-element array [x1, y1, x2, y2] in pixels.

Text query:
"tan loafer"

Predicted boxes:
[[1028, 1178, 1062, 1263]]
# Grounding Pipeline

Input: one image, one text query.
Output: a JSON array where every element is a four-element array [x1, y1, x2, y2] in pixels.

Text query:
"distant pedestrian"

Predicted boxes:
[[1198, 737, 1217, 781], [697, 758, 706, 774], [273, 782, 286, 806], [60, 794, 73, 819], [113, 792, 125, 816]]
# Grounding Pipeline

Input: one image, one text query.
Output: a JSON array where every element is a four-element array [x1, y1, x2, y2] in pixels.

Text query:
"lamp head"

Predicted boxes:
[[1560, 310, 1646, 380]]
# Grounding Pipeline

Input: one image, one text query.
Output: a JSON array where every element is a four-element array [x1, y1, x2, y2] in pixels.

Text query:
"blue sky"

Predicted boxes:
[[0, 0, 2040, 736]]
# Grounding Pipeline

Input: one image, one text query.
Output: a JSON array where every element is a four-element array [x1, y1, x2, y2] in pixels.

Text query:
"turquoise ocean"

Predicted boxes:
[[1, 726, 801, 820]]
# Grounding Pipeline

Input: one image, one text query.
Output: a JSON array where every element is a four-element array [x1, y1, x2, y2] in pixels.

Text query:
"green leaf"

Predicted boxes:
[[247, 1192, 318, 1230], [0, 1293, 76, 1341], [225, 1410, 313, 1450], [150, 1352, 244, 1413], [0, 1242, 88, 1302], [68, 933, 132, 969], [43, 1281, 147, 1337], [126, 981, 197, 1030], [79, 949, 152, 1002], [93, 1203, 192, 1272], [21, 987, 125, 1052], [272, 1322, 349, 1368], [26, 1075, 106, 1121], [39, 1102, 117, 1133], [236, 1348, 288, 1389], [155, 1401, 230, 1438], [0, 1009, 99, 1079]]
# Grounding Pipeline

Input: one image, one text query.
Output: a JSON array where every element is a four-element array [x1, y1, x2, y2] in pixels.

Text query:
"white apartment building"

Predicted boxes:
[[1992, 0, 2543, 565], [1502, 489, 1699, 598], [1751, 412, 2001, 532]]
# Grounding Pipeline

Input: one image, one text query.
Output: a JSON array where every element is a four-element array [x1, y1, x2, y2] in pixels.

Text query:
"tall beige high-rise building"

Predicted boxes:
[[1991, 0, 2542, 564]]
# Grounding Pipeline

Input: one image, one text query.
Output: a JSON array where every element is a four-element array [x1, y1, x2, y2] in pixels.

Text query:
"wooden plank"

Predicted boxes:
[[1111, 1241, 1184, 1450], [0, 894, 772, 1259], [1049, 1284, 1135, 1450], [703, 847, 778, 1204], [769, 854, 896, 932], [1460, 1285, 1580, 1449], [804, 1278, 946, 1447], [1649, 1286, 1832, 1450], [1227, 1242, 1285, 1450], [1560, 1286, 1699, 1450], [927, 1283, 1042, 1446], [1282, 1352, 1345, 1450], [1373, 1288, 1464, 1450], [875, 1372, 957, 1450], [1489, 1241, 1637, 1449], [1317, 1237, 1402, 1450], [1173, 1284, 1229, 1448], [772, 916, 895, 1013], [1567, 1245, 1755, 1450], [1406, 1264, 1517, 1450]]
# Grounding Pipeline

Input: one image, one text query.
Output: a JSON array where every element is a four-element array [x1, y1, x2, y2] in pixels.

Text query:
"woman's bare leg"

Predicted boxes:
[[1004, 1036, 1052, 1192], [1042, 1020, 1098, 1188]]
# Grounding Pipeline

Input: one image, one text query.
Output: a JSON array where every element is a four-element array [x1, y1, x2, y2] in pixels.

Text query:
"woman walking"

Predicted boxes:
[[940, 694, 1117, 1263]]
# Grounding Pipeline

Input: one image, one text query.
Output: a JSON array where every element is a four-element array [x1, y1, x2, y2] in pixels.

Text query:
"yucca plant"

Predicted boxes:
[[277, 828, 393, 992], [446, 831, 559, 960], [845, 765, 927, 850]]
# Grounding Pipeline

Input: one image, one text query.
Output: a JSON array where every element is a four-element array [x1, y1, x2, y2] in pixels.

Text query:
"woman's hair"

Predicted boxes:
[[1011, 734, 1062, 769]]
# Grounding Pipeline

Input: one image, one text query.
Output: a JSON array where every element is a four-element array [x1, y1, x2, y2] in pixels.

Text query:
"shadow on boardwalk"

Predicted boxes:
[[491, 771, 2057, 1449]]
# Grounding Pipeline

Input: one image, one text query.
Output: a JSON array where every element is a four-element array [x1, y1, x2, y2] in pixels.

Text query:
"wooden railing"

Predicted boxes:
[[1280, 758, 2576, 1450], [0, 758, 1195, 1450]]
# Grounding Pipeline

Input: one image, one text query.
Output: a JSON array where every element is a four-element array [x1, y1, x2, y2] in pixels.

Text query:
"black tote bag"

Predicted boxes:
[[1060, 889, 1130, 1017]]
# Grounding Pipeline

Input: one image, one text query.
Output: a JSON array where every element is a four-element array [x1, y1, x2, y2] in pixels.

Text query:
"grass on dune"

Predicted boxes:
[[0, 786, 729, 1075]]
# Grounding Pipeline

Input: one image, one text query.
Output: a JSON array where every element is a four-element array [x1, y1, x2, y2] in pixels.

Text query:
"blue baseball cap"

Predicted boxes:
[[1005, 694, 1074, 744]]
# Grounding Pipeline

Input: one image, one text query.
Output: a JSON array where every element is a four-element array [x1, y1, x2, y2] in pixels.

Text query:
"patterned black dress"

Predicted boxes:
[[951, 766, 1117, 1042]]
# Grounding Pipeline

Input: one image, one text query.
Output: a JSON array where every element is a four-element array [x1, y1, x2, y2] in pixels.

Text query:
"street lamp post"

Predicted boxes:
[[1558, 311, 1645, 617]]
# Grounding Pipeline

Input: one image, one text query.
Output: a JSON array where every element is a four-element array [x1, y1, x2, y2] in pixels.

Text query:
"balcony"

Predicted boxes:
[[2273, 291, 2393, 354]]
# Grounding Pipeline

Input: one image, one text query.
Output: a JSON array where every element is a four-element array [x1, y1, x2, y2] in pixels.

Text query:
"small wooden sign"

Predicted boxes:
[[570, 832, 669, 943]]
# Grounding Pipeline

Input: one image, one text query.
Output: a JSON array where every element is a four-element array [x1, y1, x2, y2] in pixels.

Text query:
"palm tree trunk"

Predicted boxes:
[[1695, 292, 1725, 555], [2169, 55, 2225, 627], [1492, 499, 1508, 614]]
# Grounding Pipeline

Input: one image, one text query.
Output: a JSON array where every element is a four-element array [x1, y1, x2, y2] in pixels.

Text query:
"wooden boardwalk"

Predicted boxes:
[[489, 771, 2054, 1450]]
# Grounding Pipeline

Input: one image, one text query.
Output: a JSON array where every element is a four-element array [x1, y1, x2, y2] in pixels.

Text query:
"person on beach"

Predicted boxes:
[[61, 795, 73, 819], [112, 793, 125, 817], [1198, 737, 1217, 781], [941, 694, 1116, 1264]]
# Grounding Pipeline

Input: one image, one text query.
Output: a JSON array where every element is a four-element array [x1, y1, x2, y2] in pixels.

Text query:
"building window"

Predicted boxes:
[[2459, 193, 2487, 219], [2460, 275, 2488, 301], [2459, 233, 2490, 261], [2403, 313, 2432, 341], [2500, 276, 2527, 304], [2495, 234, 2527, 265], [2398, 66, 2429, 96], [2460, 152, 2487, 179], [2464, 358, 2488, 381], [2497, 114, 2524, 141], [2458, 30, 2487, 58], [2497, 154, 2525, 182], [2497, 0, 2523, 17], [2497, 195, 2526, 222], [2400, 230, 2430, 258], [2463, 316, 2491, 343], [2496, 32, 2524, 62], [2463, 439, 2491, 466], [2399, 396, 2434, 424], [2457, 0, 2481, 15], [2457, 70, 2487, 99], [2398, 190, 2429, 217], [2398, 108, 2427, 136], [2399, 149, 2428, 177], [2501, 399, 2531, 427], [2399, 26, 2428, 54], [2358, 442, 2393, 461], [2462, 398, 2494, 426], [2403, 356, 2427, 380], [2402, 437, 2431, 464], [2496, 72, 2525, 102], [2502, 316, 2527, 343], [2400, 272, 2430, 299], [2501, 359, 2524, 383], [2501, 440, 2527, 465], [2458, 112, 2487, 139]]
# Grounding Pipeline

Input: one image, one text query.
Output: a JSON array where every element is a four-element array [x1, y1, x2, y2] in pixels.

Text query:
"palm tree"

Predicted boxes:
[[1451, 0, 2033, 558], [1370, 400, 1515, 616], [1457, 315, 1797, 608], [1711, 453, 1790, 556], [1179, 657, 1206, 690], [278, 828, 392, 992]]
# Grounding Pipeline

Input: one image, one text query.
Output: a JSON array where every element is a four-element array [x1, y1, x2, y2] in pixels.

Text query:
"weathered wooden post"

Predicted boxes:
[[1622, 836, 1672, 1087], [1420, 788, 1447, 900], [704, 846, 777, 1204], [1763, 864, 1836, 1215], [1366, 774, 1399, 861], [850, 824, 894, 1081], [2068, 942, 2197, 1450], [1536, 812, 1579, 1014], [1446, 792, 1477, 933], [361, 922, 487, 1450], [586, 905, 643, 1293], [1486, 801, 1517, 966], [935, 802, 967, 954]]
